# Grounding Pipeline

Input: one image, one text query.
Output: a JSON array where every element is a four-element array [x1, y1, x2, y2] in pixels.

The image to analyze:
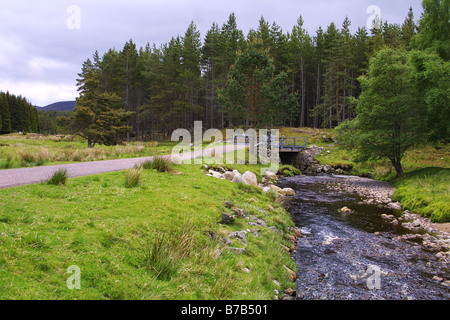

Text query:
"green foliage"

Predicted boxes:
[[47, 169, 68, 186], [71, 90, 133, 148], [1, 92, 36, 134], [409, 50, 450, 142], [413, 0, 449, 60], [337, 48, 424, 176], [218, 41, 298, 127]]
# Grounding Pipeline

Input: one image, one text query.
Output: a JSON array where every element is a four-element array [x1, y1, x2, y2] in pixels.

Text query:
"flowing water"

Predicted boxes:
[[278, 174, 449, 300]]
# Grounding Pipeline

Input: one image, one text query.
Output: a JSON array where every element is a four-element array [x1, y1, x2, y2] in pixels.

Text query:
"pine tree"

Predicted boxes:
[[0, 94, 12, 133], [289, 16, 313, 127], [219, 41, 297, 127], [203, 22, 224, 128], [72, 54, 132, 147], [401, 7, 417, 49], [320, 21, 353, 128], [180, 21, 203, 128]]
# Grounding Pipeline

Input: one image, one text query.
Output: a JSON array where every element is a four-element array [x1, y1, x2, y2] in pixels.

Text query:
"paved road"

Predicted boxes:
[[0, 145, 247, 189]]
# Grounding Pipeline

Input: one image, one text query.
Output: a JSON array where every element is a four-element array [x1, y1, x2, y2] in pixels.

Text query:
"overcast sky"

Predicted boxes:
[[0, 0, 423, 107]]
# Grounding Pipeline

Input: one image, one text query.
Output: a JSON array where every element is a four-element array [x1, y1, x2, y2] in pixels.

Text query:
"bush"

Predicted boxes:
[[125, 167, 143, 188], [47, 169, 68, 186]]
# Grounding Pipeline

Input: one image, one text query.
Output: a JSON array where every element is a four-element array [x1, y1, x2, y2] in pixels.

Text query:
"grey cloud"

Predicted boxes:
[[0, 0, 423, 106]]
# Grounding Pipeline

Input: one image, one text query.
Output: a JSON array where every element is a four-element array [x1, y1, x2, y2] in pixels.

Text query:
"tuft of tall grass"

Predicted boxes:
[[142, 156, 173, 173], [125, 166, 143, 188], [0, 154, 15, 169], [47, 169, 68, 186], [140, 223, 195, 280], [18, 149, 37, 164]]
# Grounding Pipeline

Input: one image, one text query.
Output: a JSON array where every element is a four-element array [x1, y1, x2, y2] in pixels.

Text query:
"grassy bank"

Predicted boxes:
[[392, 167, 450, 223], [0, 157, 296, 299], [0, 134, 177, 169], [280, 127, 450, 223]]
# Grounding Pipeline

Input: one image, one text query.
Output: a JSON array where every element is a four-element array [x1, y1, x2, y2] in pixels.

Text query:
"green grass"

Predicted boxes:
[[0, 158, 296, 300], [0, 134, 178, 170], [392, 168, 450, 223]]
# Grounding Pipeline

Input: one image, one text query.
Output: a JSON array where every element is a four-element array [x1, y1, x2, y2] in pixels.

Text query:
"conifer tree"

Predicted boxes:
[[0, 94, 12, 133]]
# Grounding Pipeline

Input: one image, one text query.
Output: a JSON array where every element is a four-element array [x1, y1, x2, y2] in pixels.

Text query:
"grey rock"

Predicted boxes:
[[232, 207, 246, 218], [387, 202, 402, 211], [226, 247, 246, 254], [223, 171, 235, 181], [232, 174, 249, 184], [221, 212, 235, 224]]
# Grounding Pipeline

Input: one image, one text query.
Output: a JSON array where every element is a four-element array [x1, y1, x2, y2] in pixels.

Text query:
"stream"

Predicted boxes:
[[278, 174, 449, 300]]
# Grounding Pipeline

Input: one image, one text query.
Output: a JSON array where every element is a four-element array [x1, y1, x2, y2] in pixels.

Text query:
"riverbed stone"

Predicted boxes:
[[263, 169, 278, 181], [279, 188, 296, 196], [243, 171, 258, 186], [223, 171, 235, 181], [232, 174, 248, 184], [262, 186, 271, 193], [387, 202, 402, 210], [270, 185, 282, 193]]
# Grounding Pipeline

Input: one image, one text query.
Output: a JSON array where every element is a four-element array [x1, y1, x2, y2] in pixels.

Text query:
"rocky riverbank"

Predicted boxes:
[[322, 174, 450, 266], [279, 174, 450, 299]]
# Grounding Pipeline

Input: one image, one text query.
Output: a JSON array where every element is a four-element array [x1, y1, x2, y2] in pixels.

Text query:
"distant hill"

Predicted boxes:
[[37, 101, 76, 112]]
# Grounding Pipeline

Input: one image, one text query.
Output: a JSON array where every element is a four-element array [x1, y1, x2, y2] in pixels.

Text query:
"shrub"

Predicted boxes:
[[47, 169, 68, 186], [125, 167, 143, 188]]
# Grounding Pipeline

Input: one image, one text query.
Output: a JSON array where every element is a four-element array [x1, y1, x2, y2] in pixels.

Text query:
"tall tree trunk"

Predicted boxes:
[[315, 62, 321, 128], [299, 57, 305, 127]]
